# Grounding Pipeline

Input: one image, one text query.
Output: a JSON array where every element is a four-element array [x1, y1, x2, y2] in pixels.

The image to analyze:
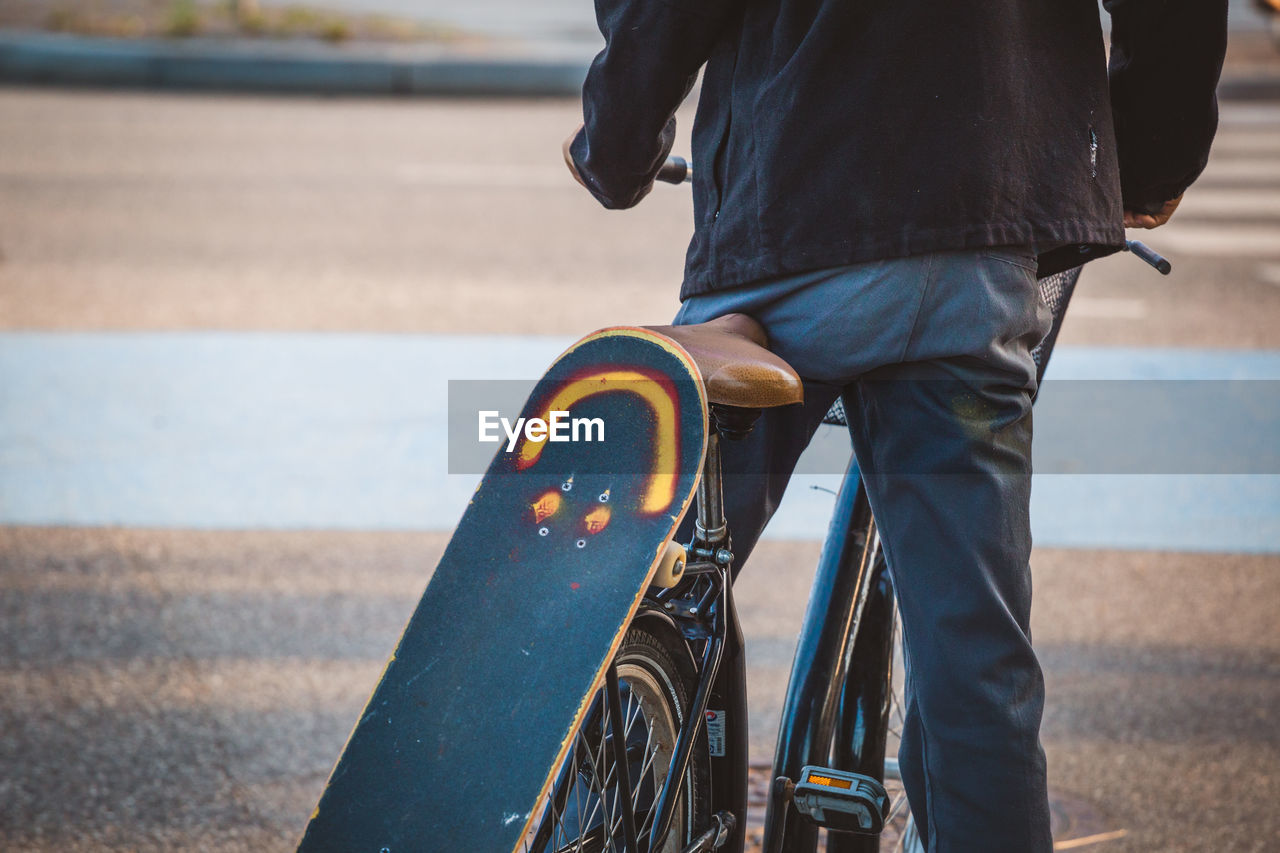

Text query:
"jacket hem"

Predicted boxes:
[[678, 219, 1124, 300]]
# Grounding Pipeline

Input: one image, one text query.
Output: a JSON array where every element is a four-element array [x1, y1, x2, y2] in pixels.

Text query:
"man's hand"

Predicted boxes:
[[562, 124, 588, 190], [1124, 194, 1182, 229]]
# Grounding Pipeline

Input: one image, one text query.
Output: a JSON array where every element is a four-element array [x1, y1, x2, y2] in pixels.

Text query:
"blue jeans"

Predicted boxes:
[[674, 247, 1054, 852]]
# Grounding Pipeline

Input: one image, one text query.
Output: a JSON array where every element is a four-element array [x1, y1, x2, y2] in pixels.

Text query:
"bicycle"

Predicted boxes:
[[516, 156, 1170, 853]]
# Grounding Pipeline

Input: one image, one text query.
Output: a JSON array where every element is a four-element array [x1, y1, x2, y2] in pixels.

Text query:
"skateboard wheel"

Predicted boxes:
[[653, 541, 687, 588]]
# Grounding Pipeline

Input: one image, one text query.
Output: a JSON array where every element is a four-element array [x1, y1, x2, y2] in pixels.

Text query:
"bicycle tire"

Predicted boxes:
[[519, 623, 711, 853]]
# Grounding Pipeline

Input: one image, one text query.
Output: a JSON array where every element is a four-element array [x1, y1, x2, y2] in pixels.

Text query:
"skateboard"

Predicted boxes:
[[299, 326, 708, 852]]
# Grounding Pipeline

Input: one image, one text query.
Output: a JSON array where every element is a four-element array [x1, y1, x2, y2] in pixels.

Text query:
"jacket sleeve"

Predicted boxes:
[[570, 0, 739, 210], [1103, 0, 1229, 213]]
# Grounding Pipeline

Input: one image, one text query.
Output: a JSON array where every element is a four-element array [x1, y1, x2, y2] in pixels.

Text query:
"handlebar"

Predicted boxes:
[[1124, 239, 1172, 275], [656, 156, 692, 185], [656, 155, 1172, 275]]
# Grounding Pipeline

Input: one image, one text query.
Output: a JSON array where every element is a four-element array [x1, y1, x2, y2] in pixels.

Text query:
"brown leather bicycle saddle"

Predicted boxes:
[[645, 314, 803, 409]]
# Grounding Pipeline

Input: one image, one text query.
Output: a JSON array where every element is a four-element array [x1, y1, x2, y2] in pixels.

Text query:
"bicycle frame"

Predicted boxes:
[[760, 455, 894, 853], [634, 417, 894, 853]]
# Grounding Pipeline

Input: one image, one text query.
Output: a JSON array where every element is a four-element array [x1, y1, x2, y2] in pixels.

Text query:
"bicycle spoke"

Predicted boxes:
[[603, 673, 632, 853], [577, 723, 606, 851], [888, 791, 910, 822], [634, 771, 662, 842], [526, 721, 589, 853], [564, 735, 581, 851], [578, 718, 615, 849], [623, 689, 640, 739], [520, 633, 693, 853], [630, 725, 658, 809], [633, 724, 674, 847]]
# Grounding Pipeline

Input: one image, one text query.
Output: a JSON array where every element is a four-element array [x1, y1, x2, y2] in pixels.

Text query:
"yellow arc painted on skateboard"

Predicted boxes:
[[515, 368, 681, 515]]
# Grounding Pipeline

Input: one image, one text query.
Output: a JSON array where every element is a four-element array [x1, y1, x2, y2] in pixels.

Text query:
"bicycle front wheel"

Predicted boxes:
[[520, 622, 710, 853]]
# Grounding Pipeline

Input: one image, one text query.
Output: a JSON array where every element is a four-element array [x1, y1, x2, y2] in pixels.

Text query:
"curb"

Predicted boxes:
[[0, 31, 590, 96], [1, 31, 1277, 100]]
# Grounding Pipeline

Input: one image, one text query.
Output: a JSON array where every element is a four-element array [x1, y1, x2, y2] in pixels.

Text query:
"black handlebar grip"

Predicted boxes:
[[1125, 240, 1172, 275], [656, 156, 691, 184]]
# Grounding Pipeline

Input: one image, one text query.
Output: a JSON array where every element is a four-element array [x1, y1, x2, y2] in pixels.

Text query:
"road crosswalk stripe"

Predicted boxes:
[[1209, 134, 1280, 154], [1, 333, 1276, 551], [1180, 188, 1280, 217], [1153, 224, 1280, 257], [1219, 104, 1280, 127], [1066, 298, 1149, 319], [1197, 158, 1280, 181], [1258, 262, 1280, 286]]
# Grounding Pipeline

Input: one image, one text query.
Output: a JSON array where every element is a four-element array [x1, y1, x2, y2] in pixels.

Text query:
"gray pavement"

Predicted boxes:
[[1, 89, 1278, 343], [1, 528, 1276, 851]]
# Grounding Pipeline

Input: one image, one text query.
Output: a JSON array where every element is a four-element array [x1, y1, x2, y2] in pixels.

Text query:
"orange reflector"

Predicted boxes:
[[807, 774, 852, 790]]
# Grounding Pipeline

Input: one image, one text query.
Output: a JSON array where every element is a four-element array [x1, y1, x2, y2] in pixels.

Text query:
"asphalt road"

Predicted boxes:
[[0, 88, 1278, 852], [2, 530, 1276, 852], [1, 89, 1278, 346]]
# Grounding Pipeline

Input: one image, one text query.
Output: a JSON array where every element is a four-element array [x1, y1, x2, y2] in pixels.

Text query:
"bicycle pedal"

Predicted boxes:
[[789, 766, 889, 836]]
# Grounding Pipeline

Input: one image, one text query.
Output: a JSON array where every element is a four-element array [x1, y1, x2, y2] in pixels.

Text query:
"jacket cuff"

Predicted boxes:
[[569, 118, 675, 210]]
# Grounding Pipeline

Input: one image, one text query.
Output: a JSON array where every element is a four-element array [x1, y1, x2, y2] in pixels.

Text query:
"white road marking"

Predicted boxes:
[[1067, 298, 1148, 320], [1198, 158, 1280, 181], [1258, 263, 1280, 286], [395, 163, 570, 189], [1181, 189, 1280, 218], [1149, 224, 1280, 257], [2, 334, 1277, 552], [1208, 133, 1280, 155], [1219, 104, 1280, 127]]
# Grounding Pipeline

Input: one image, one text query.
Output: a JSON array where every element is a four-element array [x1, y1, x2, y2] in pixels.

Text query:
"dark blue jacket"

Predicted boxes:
[[569, 0, 1228, 295]]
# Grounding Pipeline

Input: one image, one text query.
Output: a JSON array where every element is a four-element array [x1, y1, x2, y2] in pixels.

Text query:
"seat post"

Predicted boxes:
[[695, 404, 763, 553], [695, 430, 728, 548]]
